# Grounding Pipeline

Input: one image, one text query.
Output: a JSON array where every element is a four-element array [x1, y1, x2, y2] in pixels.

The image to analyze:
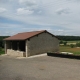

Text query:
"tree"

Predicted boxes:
[[76, 42, 80, 47], [70, 44, 75, 48], [59, 40, 63, 44], [63, 41, 67, 46]]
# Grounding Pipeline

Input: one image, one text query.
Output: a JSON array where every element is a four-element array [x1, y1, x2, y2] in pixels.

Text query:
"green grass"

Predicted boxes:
[[60, 45, 80, 55], [0, 49, 5, 55]]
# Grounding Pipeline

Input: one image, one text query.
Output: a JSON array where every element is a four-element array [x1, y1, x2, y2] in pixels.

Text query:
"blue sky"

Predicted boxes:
[[0, 0, 80, 36]]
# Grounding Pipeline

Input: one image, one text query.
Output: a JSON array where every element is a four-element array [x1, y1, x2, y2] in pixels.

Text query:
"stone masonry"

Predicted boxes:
[[26, 32, 59, 57]]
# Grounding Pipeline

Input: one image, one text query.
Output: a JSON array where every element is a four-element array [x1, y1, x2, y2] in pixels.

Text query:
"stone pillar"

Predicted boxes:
[[25, 40, 28, 57], [5, 41, 7, 54]]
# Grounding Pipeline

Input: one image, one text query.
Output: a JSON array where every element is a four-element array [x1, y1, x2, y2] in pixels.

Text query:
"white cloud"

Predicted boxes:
[[18, 0, 42, 14], [67, 0, 80, 2], [0, 7, 6, 13], [19, 0, 36, 7], [17, 8, 33, 15], [37, 10, 42, 14], [56, 8, 71, 15], [19, 0, 38, 10]]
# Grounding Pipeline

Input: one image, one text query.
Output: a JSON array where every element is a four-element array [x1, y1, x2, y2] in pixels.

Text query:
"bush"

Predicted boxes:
[[76, 42, 80, 47], [59, 40, 63, 44], [0, 40, 4, 48], [70, 44, 75, 48], [0, 47, 2, 51], [63, 41, 67, 46]]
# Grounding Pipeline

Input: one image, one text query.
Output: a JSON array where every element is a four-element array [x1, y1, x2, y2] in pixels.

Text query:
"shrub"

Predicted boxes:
[[70, 44, 75, 48], [0, 47, 2, 51], [63, 41, 67, 46], [76, 42, 80, 47], [59, 40, 63, 44]]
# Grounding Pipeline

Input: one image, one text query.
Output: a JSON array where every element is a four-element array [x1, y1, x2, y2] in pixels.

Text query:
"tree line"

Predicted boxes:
[[56, 35, 80, 41], [0, 36, 9, 48]]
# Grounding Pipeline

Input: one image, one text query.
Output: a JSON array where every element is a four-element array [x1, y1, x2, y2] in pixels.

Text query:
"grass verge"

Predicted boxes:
[[0, 49, 5, 55], [60, 45, 80, 55]]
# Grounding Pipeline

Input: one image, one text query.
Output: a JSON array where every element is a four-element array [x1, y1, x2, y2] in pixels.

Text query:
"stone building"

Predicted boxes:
[[4, 30, 59, 57]]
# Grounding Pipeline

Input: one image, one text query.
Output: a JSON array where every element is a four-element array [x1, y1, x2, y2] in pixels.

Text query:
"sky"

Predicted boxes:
[[0, 0, 80, 36]]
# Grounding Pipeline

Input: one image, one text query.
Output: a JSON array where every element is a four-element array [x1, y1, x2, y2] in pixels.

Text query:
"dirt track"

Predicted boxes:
[[0, 55, 80, 80]]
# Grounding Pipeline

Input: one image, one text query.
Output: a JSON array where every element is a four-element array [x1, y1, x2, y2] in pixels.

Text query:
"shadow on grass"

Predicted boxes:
[[47, 53, 80, 60]]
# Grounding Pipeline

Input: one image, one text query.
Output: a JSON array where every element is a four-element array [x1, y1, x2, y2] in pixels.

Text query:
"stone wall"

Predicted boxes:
[[27, 32, 59, 57], [7, 49, 25, 57]]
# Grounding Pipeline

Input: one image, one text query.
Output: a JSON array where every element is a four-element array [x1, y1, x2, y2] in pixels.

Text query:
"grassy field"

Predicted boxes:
[[60, 45, 80, 55]]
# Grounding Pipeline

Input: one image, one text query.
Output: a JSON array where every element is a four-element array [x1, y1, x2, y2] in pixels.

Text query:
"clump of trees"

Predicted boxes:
[[0, 40, 4, 48], [0, 36, 9, 48], [59, 40, 67, 46]]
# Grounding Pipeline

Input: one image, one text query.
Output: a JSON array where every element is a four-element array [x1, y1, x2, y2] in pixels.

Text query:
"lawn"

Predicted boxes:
[[0, 49, 5, 55], [60, 45, 80, 55]]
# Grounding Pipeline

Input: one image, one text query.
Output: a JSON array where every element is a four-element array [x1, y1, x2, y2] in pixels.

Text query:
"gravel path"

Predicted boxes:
[[0, 55, 80, 80]]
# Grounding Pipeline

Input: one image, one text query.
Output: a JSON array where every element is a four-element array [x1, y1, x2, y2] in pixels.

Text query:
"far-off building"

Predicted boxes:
[[4, 30, 59, 57]]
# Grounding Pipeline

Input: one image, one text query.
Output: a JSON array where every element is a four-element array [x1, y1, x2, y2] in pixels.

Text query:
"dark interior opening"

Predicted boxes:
[[19, 41, 25, 51], [7, 41, 12, 49], [12, 41, 18, 50], [8, 40, 25, 52]]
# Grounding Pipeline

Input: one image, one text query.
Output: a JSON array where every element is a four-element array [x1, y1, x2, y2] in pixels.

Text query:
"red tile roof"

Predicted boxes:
[[4, 30, 46, 40], [4, 30, 58, 41]]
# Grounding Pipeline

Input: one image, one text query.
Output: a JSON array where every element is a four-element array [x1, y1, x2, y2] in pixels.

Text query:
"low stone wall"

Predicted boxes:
[[47, 53, 80, 60], [7, 49, 25, 57]]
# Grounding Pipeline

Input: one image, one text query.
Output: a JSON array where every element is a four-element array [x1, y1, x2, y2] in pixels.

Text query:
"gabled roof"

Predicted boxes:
[[4, 30, 59, 41]]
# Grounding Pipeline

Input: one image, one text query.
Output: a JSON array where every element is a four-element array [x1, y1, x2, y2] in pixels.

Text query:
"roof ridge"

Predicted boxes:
[[18, 30, 46, 34]]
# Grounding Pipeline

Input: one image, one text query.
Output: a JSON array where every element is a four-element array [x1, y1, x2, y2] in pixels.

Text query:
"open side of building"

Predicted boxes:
[[4, 30, 59, 57]]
